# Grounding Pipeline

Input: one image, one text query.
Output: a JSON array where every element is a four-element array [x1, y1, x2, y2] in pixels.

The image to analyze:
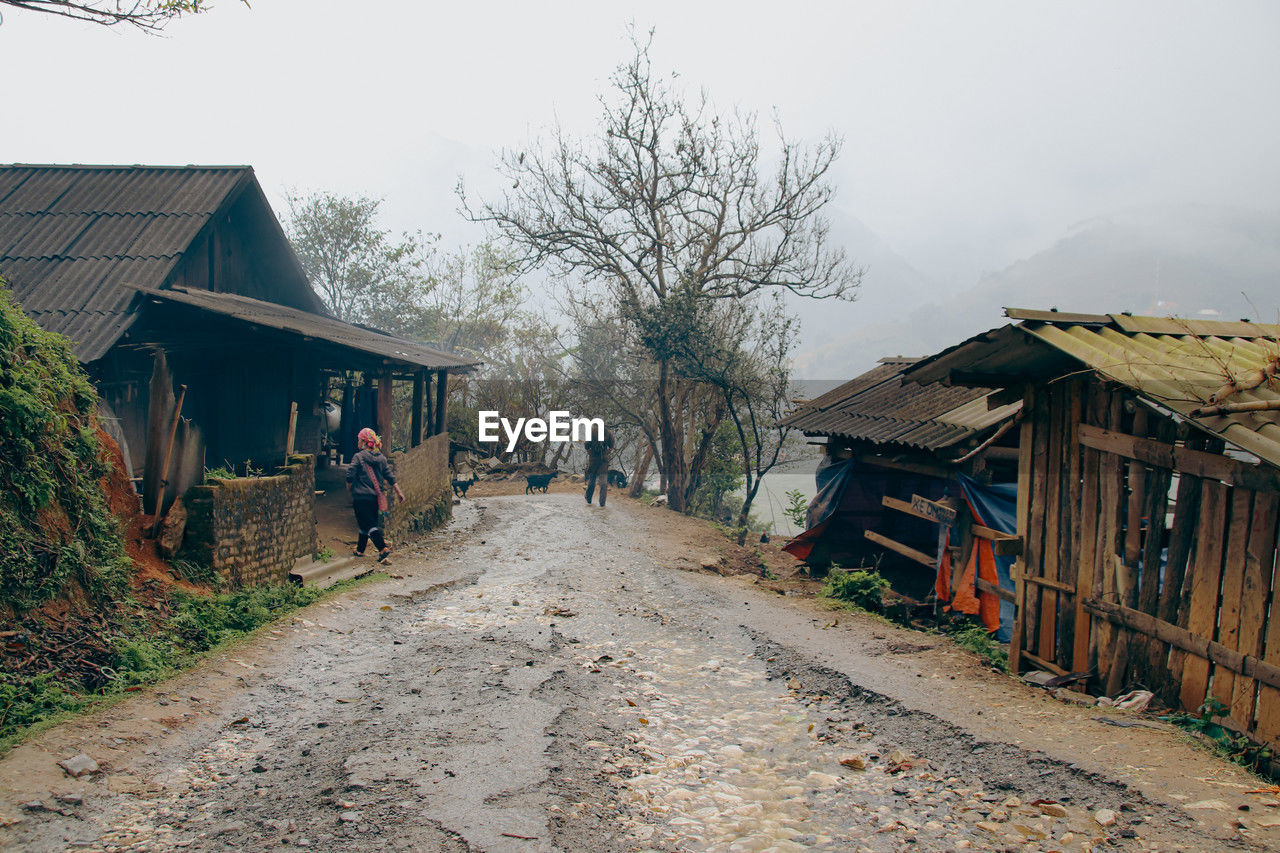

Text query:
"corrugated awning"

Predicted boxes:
[[780, 356, 1019, 452], [904, 308, 1280, 470], [128, 284, 480, 373]]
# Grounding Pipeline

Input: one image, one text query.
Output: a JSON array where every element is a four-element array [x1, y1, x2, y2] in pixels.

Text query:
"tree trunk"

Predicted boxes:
[[658, 359, 686, 511], [548, 439, 570, 470], [736, 477, 763, 546], [628, 443, 653, 498]]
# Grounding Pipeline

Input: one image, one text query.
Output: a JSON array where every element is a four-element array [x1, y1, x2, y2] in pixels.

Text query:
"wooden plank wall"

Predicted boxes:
[[1013, 378, 1280, 750]]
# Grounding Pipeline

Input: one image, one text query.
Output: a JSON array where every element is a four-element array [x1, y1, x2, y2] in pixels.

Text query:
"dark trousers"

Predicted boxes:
[[353, 497, 387, 553], [585, 458, 608, 506]]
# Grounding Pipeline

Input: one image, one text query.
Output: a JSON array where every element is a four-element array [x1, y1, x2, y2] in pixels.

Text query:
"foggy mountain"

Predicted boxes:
[[790, 204, 1280, 379]]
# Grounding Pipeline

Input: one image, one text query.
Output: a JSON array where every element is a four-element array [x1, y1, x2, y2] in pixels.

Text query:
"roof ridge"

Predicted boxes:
[[2, 164, 253, 171]]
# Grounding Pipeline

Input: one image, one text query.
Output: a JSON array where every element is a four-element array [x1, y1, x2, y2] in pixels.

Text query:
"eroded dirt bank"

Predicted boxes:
[[1, 494, 1276, 852]]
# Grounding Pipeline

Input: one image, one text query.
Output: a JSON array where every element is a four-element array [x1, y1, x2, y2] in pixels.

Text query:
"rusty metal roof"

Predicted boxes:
[[780, 357, 1019, 452], [0, 164, 250, 360], [131, 285, 479, 372], [905, 309, 1280, 470]]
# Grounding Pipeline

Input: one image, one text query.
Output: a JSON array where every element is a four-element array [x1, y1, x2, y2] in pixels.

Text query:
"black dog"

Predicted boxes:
[[607, 469, 628, 489], [451, 475, 475, 497], [525, 472, 559, 494]]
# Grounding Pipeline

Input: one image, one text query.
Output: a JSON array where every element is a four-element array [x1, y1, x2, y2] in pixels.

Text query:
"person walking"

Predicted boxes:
[[347, 427, 405, 562], [584, 426, 614, 507]]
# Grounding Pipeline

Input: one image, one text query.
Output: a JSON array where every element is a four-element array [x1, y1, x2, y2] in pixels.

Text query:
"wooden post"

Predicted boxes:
[[411, 370, 425, 447], [142, 351, 175, 516], [378, 369, 394, 445], [149, 384, 187, 536], [1009, 385, 1035, 677], [434, 370, 448, 437], [424, 372, 436, 436], [285, 401, 298, 460]]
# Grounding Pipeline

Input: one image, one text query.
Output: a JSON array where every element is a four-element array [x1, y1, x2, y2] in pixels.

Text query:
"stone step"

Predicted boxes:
[[290, 554, 374, 589]]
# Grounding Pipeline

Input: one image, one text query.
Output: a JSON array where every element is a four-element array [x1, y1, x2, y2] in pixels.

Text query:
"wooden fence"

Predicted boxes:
[[1012, 377, 1280, 748]]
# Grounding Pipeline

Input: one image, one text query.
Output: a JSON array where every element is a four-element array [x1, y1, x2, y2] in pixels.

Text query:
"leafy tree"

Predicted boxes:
[[283, 191, 431, 325], [0, 0, 240, 31], [668, 292, 805, 541], [464, 31, 860, 512]]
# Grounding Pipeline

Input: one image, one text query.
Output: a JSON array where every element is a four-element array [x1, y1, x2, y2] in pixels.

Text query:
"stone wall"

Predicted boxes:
[[183, 454, 318, 587], [386, 433, 452, 540]]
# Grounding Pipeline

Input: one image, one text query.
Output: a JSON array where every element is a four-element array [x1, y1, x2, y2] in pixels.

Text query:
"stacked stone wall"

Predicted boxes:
[[183, 454, 318, 587], [386, 433, 452, 540]]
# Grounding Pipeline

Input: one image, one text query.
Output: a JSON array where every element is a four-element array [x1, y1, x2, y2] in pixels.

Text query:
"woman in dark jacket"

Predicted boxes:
[[347, 428, 405, 562]]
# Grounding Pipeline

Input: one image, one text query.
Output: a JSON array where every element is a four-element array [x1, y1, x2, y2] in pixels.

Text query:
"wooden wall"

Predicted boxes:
[[1014, 377, 1280, 748]]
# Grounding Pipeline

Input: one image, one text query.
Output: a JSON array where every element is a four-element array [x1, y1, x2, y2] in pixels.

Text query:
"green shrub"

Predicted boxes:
[[822, 568, 889, 613], [0, 283, 130, 610]]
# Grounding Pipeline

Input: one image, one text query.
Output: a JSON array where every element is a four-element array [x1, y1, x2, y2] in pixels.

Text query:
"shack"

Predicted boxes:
[[0, 164, 478, 586], [906, 309, 1280, 751], [779, 357, 1022, 628]]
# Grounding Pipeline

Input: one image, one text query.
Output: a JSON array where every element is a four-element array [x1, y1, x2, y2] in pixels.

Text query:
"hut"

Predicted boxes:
[[0, 164, 478, 586], [779, 356, 1022, 628], [905, 308, 1280, 752]]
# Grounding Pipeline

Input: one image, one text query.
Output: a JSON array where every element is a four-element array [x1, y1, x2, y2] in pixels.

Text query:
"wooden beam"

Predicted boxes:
[[1020, 649, 1069, 676], [411, 370, 425, 448], [986, 385, 1025, 411], [424, 372, 435, 436], [434, 370, 448, 437], [972, 525, 1023, 556], [1084, 598, 1280, 693], [1009, 385, 1035, 676], [1020, 573, 1076, 595], [976, 577, 1016, 603], [857, 453, 952, 480], [1079, 424, 1280, 492], [285, 401, 298, 458], [378, 370, 394, 443], [864, 530, 936, 568]]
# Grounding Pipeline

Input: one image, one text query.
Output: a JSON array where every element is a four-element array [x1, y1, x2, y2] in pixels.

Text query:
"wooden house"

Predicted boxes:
[[0, 164, 478, 585], [906, 308, 1280, 751], [780, 357, 1022, 626]]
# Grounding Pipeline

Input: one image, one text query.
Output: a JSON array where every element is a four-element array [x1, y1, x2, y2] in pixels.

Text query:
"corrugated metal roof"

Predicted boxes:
[[133, 285, 480, 372], [780, 357, 1018, 451], [0, 165, 249, 360], [905, 309, 1280, 471]]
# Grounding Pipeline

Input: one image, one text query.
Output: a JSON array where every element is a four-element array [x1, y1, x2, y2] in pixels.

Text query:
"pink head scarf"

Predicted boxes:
[[357, 428, 381, 452]]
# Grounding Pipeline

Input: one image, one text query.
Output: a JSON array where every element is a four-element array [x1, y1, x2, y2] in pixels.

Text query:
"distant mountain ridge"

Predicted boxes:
[[792, 204, 1280, 377]]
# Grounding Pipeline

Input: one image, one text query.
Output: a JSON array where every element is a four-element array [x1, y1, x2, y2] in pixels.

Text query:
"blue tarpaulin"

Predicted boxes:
[[956, 474, 1018, 641]]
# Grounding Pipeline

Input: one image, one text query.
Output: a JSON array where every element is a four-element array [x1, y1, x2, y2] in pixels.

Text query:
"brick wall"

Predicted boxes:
[[386, 433, 452, 539], [183, 454, 318, 587]]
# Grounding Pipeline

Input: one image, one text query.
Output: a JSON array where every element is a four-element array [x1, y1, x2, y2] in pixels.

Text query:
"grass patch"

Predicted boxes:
[[945, 625, 1010, 673], [0, 577, 378, 755]]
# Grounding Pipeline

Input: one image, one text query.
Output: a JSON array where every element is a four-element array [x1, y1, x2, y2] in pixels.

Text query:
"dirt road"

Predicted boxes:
[[3, 494, 1278, 852]]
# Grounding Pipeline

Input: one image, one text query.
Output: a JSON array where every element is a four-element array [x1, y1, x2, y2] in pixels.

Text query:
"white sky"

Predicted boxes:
[[4, 1, 1278, 310]]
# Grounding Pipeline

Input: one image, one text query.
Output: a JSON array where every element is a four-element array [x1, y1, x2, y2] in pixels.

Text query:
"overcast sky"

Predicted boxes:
[[4, 1, 1278, 328]]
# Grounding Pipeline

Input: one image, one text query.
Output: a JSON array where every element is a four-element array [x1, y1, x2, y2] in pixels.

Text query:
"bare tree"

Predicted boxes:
[[0, 0, 240, 31], [463, 31, 859, 512]]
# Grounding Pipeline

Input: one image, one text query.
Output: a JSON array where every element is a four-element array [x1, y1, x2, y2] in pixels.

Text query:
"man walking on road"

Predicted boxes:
[[584, 425, 614, 507]]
